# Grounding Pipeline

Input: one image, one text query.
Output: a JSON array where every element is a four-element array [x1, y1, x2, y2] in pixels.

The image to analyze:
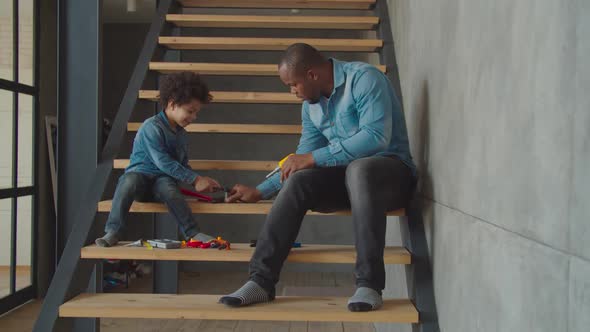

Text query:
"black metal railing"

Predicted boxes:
[[33, 1, 176, 331]]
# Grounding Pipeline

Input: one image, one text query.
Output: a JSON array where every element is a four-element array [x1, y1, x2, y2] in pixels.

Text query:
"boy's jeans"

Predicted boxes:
[[104, 172, 199, 239]]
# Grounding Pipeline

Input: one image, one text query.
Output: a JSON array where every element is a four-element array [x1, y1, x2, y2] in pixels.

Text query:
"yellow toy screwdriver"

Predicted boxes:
[[265, 153, 294, 178]]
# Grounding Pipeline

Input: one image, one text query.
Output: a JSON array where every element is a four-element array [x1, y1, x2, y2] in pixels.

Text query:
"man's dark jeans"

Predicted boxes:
[[249, 156, 415, 293]]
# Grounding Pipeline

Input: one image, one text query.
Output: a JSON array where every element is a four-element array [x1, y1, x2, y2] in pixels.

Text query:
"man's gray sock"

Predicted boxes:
[[219, 281, 275, 307], [191, 232, 215, 243], [347, 287, 383, 312], [95, 232, 119, 247]]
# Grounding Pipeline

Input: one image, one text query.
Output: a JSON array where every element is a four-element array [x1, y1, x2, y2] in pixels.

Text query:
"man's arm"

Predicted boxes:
[[311, 69, 395, 167], [256, 103, 328, 199]]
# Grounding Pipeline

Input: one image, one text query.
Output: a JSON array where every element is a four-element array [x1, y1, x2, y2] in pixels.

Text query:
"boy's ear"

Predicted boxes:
[[167, 100, 175, 110]]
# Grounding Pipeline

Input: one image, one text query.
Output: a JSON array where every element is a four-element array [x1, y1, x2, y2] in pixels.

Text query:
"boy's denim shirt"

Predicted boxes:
[[257, 58, 416, 199], [125, 111, 198, 184]]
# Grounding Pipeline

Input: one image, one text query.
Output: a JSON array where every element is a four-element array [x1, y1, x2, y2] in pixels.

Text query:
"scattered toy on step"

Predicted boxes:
[[249, 240, 301, 248], [181, 187, 230, 203], [146, 239, 182, 249], [212, 236, 231, 250], [186, 236, 231, 250]]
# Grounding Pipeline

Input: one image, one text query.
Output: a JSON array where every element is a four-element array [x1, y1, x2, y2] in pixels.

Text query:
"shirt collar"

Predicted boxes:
[[157, 111, 176, 133], [330, 58, 346, 92]]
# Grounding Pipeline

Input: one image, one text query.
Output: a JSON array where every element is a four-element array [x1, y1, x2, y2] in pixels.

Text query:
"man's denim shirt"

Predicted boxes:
[[256, 58, 416, 199], [125, 111, 198, 184]]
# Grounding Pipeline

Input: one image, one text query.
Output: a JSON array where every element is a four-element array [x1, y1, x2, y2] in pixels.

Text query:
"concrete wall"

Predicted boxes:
[[378, 1, 590, 331]]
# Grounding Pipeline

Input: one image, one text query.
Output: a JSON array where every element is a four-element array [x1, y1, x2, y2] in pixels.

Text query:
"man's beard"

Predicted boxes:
[[307, 96, 321, 104]]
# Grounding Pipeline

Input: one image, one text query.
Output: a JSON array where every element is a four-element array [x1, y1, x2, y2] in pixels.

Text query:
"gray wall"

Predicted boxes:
[[379, 1, 590, 331]]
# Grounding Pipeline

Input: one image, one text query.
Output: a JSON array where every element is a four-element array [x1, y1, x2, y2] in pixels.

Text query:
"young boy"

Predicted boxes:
[[95, 72, 221, 247]]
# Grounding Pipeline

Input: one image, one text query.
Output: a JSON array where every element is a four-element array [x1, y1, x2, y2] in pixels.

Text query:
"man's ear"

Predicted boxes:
[[307, 69, 319, 81]]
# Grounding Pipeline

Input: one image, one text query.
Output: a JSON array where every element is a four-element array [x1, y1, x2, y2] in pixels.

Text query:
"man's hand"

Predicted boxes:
[[225, 184, 262, 203], [194, 176, 222, 193], [280, 153, 315, 183]]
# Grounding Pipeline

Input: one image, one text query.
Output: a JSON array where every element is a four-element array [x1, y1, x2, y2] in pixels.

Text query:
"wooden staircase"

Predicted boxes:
[[35, 0, 439, 331]]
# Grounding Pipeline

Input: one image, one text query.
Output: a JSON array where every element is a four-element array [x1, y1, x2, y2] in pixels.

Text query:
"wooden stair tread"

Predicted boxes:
[[60, 293, 418, 323], [149, 61, 387, 75], [179, 0, 376, 10], [81, 243, 411, 264], [97, 200, 406, 216], [127, 123, 302, 134], [167, 14, 379, 29], [139, 90, 301, 104], [159, 36, 383, 51], [114, 159, 276, 171]]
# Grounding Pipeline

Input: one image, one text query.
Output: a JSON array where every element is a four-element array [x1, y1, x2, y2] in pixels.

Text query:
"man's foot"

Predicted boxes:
[[191, 232, 215, 243], [219, 281, 275, 307], [347, 287, 383, 312], [95, 232, 119, 247]]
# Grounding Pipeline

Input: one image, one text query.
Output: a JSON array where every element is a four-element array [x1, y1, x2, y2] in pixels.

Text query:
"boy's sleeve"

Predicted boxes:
[[142, 126, 200, 184]]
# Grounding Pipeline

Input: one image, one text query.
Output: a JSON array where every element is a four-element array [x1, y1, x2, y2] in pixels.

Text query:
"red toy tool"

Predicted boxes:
[[181, 188, 228, 203]]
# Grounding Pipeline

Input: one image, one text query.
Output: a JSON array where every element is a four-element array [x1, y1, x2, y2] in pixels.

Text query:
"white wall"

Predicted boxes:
[[0, 0, 34, 268]]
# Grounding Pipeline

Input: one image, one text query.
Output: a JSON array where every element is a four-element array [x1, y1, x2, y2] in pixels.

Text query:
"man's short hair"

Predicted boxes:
[[279, 43, 327, 76], [159, 72, 213, 108]]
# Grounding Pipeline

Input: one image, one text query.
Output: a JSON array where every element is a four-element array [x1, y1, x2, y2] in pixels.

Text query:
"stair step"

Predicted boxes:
[[60, 293, 418, 323], [159, 37, 383, 52], [179, 0, 376, 10], [139, 90, 300, 104], [97, 200, 405, 216], [150, 61, 387, 75], [81, 243, 411, 264], [127, 123, 302, 134], [167, 14, 379, 30], [114, 159, 276, 171]]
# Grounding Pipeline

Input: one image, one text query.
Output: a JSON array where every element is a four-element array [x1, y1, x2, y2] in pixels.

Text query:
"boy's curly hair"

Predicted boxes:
[[158, 72, 213, 108]]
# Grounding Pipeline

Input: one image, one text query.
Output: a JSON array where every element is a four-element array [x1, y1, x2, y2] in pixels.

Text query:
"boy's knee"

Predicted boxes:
[[118, 173, 143, 191], [157, 184, 183, 202]]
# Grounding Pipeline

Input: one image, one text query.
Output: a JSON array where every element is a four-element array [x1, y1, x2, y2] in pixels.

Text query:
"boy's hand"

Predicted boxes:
[[225, 184, 262, 203], [194, 176, 222, 193]]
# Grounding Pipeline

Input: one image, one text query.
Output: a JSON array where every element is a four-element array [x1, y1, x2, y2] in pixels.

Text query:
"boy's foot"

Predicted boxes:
[[191, 232, 215, 243], [219, 281, 275, 307], [95, 232, 119, 247], [347, 287, 383, 312]]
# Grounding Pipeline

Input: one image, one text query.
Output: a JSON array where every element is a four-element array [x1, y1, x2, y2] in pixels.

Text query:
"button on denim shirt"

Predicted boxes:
[[256, 59, 416, 199], [125, 111, 199, 184]]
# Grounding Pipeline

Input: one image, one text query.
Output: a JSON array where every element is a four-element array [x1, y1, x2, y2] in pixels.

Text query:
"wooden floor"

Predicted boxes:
[[0, 271, 375, 331], [0, 267, 32, 298]]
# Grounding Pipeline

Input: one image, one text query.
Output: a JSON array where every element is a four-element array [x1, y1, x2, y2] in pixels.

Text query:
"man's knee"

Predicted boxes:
[[282, 169, 316, 192], [345, 158, 378, 189]]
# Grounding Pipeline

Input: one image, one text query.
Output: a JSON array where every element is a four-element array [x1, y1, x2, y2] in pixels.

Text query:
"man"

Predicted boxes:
[[220, 43, 416, 312]]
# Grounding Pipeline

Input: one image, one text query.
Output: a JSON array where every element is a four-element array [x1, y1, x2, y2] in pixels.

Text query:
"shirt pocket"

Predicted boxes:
[[337, 106, 360, 137]]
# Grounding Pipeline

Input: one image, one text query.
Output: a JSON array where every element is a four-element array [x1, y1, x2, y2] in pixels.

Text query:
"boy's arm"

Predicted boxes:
[[142, 127, 199, 185]]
